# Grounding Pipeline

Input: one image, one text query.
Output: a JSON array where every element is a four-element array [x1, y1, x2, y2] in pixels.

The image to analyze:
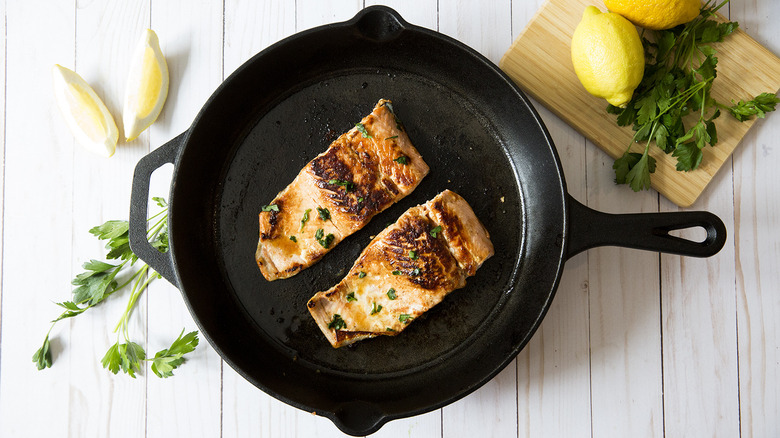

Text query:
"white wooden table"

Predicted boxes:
[[1, 1, 778, 437]]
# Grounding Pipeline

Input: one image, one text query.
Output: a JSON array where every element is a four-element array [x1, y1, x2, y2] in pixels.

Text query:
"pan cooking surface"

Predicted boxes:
[[216, 68, 525, 375]]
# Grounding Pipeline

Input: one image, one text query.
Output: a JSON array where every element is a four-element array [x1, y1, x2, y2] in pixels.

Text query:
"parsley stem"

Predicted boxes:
[[113, 264, 151, 334], [146, 207, 168, 224]]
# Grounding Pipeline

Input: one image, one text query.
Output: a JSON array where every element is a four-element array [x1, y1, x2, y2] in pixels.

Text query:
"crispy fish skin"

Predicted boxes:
[[307, 190, 494, 348], [256, 99, 429, 281]]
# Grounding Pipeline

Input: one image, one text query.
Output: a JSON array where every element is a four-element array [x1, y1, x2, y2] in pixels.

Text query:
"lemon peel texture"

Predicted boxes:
[[571, 6, 645, 108]]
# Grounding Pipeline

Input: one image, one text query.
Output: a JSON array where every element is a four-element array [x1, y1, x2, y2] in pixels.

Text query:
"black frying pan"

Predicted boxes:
[[129, 7, 726, 436]]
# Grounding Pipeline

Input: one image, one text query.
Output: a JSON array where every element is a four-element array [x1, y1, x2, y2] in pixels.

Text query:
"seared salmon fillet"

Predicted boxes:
[[307, 190, 494, 348], [256, 99, 429, 280]]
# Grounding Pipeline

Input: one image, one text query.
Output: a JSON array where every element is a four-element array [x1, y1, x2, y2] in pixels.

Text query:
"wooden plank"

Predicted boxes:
[[659, 159, 739, 436], [499, 0, 780, 207], [68, 2, 150, 436], [730, 2, 780, 437], [515, 104, 591, 437], [0, 1, 75, 436], [438, 2, 517, 437], [295, 0, 362, 32], [145, 1, 224, 437], [585, 148, 663, 438], [0, 0, 5, 324]]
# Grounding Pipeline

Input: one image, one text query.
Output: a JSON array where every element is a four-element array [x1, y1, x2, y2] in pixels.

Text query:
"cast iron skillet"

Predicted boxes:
[[129, 6, 726, 436]]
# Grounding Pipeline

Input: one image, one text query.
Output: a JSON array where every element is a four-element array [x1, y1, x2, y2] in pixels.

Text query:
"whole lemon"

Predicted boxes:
[[571, 6, 645, 108], [604, 0, 700, 30]]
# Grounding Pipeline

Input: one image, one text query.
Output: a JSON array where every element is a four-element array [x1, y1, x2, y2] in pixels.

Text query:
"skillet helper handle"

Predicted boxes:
[[566, 195, 727, 259], [129, 133, 185, 287]]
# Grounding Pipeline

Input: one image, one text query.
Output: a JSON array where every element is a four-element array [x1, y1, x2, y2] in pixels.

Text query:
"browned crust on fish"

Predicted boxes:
[[256, 99, 429, 280], [307, 190, 494, 348]]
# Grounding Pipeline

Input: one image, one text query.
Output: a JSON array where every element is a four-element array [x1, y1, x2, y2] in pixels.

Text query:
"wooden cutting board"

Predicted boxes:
[[499, 0, 780, 207]]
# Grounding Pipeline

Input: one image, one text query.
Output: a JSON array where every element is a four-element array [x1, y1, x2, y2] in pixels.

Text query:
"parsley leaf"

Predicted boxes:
[[300, 208, 311, 231], [370, 302, 383, 315], [315, 228, 334, 248], [399, 314, 413, 324], [261, 204, 280, 212], [328, 314, 347, 330], [393, 156, 409, 165], [101, 341, 146, 378], [358, 271, 367, 278], [672, 141, 704, 171], [355, 123, 372, 138], [317, 207, 330, 221], [429, 226, 442, 238], [328, 179, 355, 191], [346, 292, 357, 302], [387, 288, 397, 300], [32, 335, 52, 370], [150, 330, 199, 378], [728, 92, 780, 122], [624, 149, 656, 192], [409, 250, 418, 260]]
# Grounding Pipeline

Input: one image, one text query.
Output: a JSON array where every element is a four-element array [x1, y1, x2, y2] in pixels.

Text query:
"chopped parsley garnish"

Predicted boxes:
[[317, 207, 330, 221], [346, 292, 357, 302], [387, 288, 397, 300], [385, 135, 398, 140], [391, 270, 401, 275], [328, 314, 346, 330], [358, 271, 367, 278], [386, 327, 396, 332], [409, 250, 418, 260], [355, 123, 372, 138], [370, 302, 383, 315], [429, 226, 442, 238], [357, 197, 364, 203], [261, 204, 279, 212], [393, 155, 409, 165], [299, 209, 311, 231], [399, 314, 413, 324], [314, 228, 334, 248], [411, 268, 421, 276], [328, 179, 355, 191], [289, 236, 297, 243]]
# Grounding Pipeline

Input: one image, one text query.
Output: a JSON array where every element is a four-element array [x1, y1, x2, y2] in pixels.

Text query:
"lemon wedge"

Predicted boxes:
[[52, 64, 119, 157], [122, 29, 169, 142]]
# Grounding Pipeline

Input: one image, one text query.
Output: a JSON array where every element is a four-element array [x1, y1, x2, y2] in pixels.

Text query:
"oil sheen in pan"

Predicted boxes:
[[215, 68, 525, 375]]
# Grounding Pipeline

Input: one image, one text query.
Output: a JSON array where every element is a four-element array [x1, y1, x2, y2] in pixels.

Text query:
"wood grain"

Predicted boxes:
[[499, 0, 780, 207], [732, 2, 780, 436], [0, 1, 76, 436], [70, 3, 151, 436]]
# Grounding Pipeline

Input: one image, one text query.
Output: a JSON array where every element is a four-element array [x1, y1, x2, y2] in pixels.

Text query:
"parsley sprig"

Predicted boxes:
[[608, 0, 779, 191], [33, 197, 199, 378]]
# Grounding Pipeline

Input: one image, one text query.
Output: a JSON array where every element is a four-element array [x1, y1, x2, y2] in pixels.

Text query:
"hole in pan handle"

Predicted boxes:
[[565, 195, 727, 259], [128, 132, 186, 287]]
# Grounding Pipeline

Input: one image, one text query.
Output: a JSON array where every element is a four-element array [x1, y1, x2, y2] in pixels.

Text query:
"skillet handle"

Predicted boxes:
[[129, 133, 185, 287], [565, 195, 727, 259]]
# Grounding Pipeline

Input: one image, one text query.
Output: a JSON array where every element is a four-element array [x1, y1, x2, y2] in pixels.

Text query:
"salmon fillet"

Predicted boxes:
[[307, 190, 494, 348], [256, 99, 429, 281]]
